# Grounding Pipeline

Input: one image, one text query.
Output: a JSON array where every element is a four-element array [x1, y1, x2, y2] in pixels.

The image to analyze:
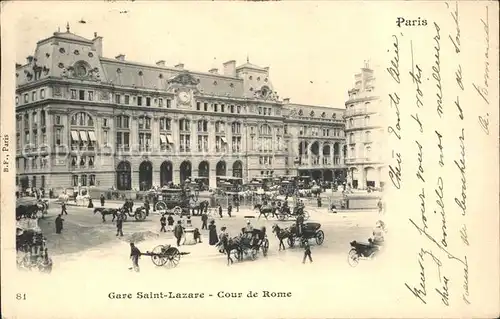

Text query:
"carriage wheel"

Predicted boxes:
[[287, 237, 295, 248], [165, 248, 181, 268], [303, 211, 310, 221], [155, 202, 166, 211], [315, 230, 325, 245], [262, 238, 269, 257], [250, 248, 258, 260], [348, 249, 360, 267], [232, 249, 241, 261], [134, 211, 144, 221], [173, 206, 182, 216], [151, 245, 168, 266]]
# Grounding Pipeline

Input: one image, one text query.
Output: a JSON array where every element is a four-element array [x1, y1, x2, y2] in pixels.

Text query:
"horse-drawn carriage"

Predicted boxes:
[[153, 188, 192, 215], [94, 204, 147, 222], [254, 202, 310, 221], [218, 227, 269, 265], [16, 227, 52, 273], [272, 222, 324, 250], [347, 240, 380, 267], [16, 198, 48, 220], [143, 244, 191, 268]]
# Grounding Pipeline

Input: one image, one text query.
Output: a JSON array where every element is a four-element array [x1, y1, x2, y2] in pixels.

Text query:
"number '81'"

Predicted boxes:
[[16, 293, 26, 300]]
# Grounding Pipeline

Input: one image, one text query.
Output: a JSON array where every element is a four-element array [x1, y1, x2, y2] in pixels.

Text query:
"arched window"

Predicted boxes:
[[259, 124, 271, 136], [215, 121, 225, 133], [365, 116, 370, 126], [198, 120, 208, 132], [349, 118, 354, 128], [349, 133, 355, 144], [231, 122, 241, 135], [115, 115, 130, 129], [138, 116, 151, 130], [179, 119, 190, 132], [71, 112, 94, 126], [159, 117, 172, 131]]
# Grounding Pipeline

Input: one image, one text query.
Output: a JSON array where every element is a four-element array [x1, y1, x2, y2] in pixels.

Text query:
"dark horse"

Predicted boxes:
[[272, 224, 293, 251], [192, 200, 209, 216], [253, 204, 277, 220], [217, 234, 243, 266], [94, 207, 119, 222]]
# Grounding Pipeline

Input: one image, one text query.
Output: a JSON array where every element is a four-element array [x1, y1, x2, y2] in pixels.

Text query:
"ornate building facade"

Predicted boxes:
[[15, 26, 346, 191], [344, 63, 385, 189]]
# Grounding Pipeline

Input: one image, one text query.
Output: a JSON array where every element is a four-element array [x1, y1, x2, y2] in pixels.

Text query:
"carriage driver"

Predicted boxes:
[[296, 213, 304, 237]]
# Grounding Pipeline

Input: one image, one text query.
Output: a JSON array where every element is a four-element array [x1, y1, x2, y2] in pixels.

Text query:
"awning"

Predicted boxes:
[[160, 135, 167, 144], [221, 137, 227, 144], [79, 131, 88, 141], [166, 135, 173, 144], [88, 131, 97, 142], [71, 131, 79, 141]]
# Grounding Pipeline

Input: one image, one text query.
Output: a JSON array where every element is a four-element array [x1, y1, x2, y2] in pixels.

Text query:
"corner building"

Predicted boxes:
[[344, 63, 385, 189], [15, 27, 346, 191]]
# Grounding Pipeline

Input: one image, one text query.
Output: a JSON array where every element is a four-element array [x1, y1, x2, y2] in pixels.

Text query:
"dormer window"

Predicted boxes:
[[321, 112, 326, 118], [59, 48, 65, 54], [88, 52, 94, 58], [249, 76, 253, 80], [138, 71, 143, 76], [74, 50, 80, 55], [298, 109, 303, 116], [117, 68, 122, 74], [310, 111, 315, 117]]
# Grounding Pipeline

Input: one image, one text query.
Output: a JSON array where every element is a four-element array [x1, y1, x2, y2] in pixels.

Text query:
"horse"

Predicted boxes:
[[272, 224, 293, 251], [253, 204, 277, 220], [94, 207, 119, 222], [191, 200, 209, 215], [217, 233, 243, 266]]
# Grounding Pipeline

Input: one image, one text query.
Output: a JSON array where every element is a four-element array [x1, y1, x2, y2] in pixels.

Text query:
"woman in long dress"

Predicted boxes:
[[208, 220, 218, 245]]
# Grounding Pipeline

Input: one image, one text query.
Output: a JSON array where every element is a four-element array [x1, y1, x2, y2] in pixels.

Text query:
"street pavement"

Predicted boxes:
[[38, 200, 382, 271]]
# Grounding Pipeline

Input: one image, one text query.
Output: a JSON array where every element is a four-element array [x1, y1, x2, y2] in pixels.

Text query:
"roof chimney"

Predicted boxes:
[[156, 60, 166, 67], [115, 54, 125, 61], [92, 33, 103, 57], [283, 98, 290, 104], [175, 63, 184, 69], [223, 60, 236, 77], [209, 68, 219, 74]]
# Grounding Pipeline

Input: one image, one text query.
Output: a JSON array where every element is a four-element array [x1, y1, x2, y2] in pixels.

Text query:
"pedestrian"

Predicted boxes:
[[129, 243, 141, 272], [153, 194, 158, 212], [61, 202, 68, 215], [88, 198, 94, 208], [218, 204, 223, 218], [377, 199, 383, 214], [302, 240, 313, 263], [100, 194, 105, 207], [173, 220, 184, 247], [201, 212, 208, 230], [208, 220, 218, 246], [116, 215, 124, 237], [234, 196, 240, 212], [167, 214, 174, 231], [144, 198, 150, 216], [160, 214, 167, 232], [317, 196, 322, 208], [55, 214, 64, 234], [227, 204, 232, 218]]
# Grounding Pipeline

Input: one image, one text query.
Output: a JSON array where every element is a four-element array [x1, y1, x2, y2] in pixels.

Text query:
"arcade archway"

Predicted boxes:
[[160, 161, 173, 186], [139, 161, 153, 191]]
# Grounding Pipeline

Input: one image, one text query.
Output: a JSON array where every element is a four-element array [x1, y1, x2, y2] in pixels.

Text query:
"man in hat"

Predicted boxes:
[[227, 203, 232, 218], [61, 202, 68, 215], [116, 214, 124, 237], [55, 214, 64, 234], [302, 239, 313, 263], [167, 214, 174, 231], [160, 214, 167, 232], [129, 243, 141, 272], [173, 220, 184, 247], [218, 204, 223, 218], [100, 194, 105, 207], [144, 198, 150, 216], [201, 211, 208, 230]]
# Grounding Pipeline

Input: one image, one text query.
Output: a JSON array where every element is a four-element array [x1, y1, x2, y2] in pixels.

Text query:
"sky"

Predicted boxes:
[[7, 1, 382, 108]]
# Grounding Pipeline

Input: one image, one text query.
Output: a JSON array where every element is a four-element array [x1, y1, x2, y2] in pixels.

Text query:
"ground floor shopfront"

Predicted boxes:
[[297, 168, 347, 183], [345, 165, 386, 189]]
